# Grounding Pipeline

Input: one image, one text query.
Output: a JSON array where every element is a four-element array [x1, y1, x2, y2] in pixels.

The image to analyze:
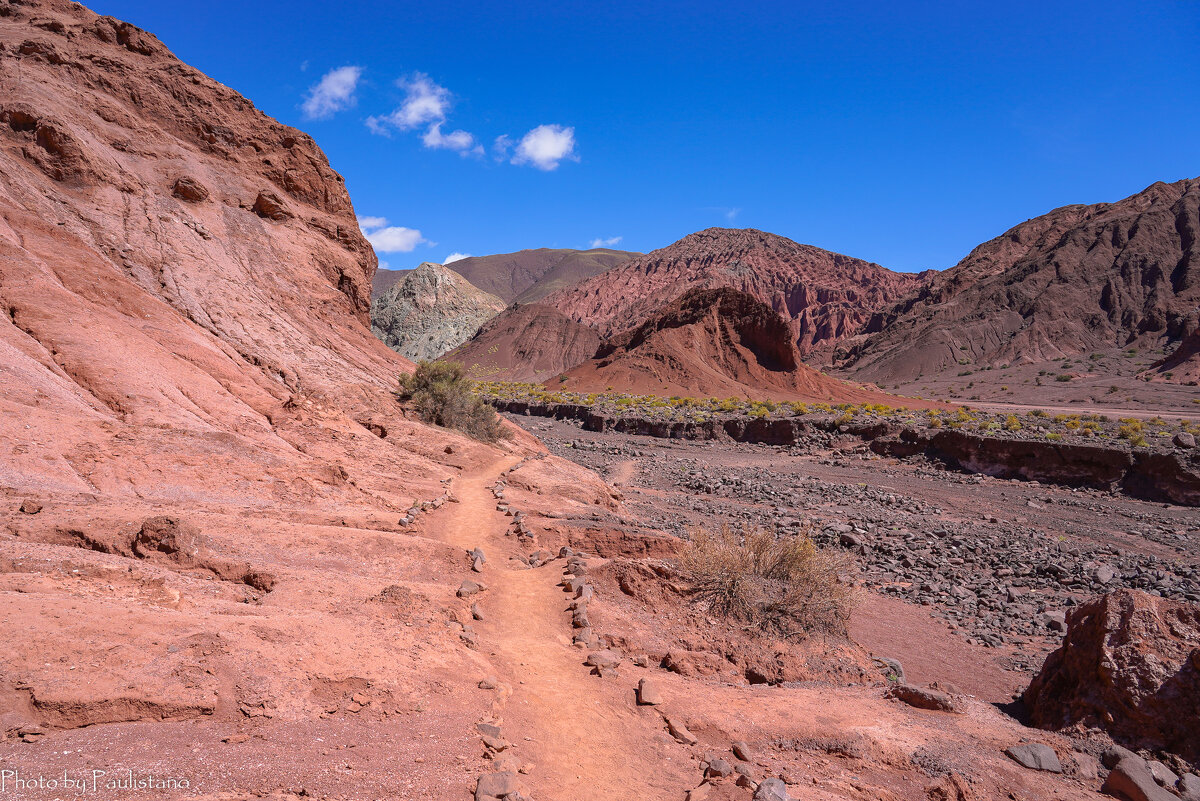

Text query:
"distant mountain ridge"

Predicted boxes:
[[838, 177, 1200, 384], [545, 228, 927, 364], [370, 263, 505, 361], [445, 247, 640, 304]]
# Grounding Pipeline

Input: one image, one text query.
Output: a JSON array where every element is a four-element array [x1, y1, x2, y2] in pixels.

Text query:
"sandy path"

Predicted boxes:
[[434, 457, 694, 800]]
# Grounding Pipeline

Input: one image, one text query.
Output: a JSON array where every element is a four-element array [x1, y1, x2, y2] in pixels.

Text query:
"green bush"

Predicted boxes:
[[397, 361, 506, 443]]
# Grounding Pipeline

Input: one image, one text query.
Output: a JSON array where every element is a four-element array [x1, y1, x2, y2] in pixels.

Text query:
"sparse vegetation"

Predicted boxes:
[[397, 361, 507, 442], [679, 525, 856, 638]]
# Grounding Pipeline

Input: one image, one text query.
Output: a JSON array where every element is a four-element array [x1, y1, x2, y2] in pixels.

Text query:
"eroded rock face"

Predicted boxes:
[[448, 302, 602, 381], [841, 178, 1200, 383], [557, 287, 913, 403], [369, 262, 505, 361], [1023, 589, 1200, 764], [546, 227, 927, 362]]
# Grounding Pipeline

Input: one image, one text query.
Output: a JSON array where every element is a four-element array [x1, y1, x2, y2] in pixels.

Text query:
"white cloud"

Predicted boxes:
[[423, 123, 483, 156], [366, 226, 428, 253], [393, 73, 451, 129], [357, 215, 388, 232], [492, 134, 513, 161], [725, 208, 741, 221], [588, 236, 622, 248], [443, 252, 471, 264], [302, 66, 362, 120], [511, 124, 577, 170]]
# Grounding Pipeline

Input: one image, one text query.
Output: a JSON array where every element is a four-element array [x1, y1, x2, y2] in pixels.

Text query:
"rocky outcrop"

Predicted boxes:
[[1023, 590, 1200, 764], [446, 247, 638, 304], [447, 303, 602, 381], [558, 287, 908, 403], [370, 262, 505, 361], [545, 228, 927, 362], [839, 178, 1200, 382], [1147, 326, 1200, 384]]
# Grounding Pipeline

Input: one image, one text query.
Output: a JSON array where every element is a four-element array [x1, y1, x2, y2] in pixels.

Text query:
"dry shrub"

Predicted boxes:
[[679, 524, 856, 637], [397, 361, 507, 443]]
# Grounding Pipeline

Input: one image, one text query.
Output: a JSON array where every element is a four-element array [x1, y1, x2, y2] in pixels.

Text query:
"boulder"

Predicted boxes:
[[754, 777, 794, 801], [1022, 589, 1200, 764], [1101, 757, 1177, 801], [636, 678, 663, 705], [1004, 743, 1062, 773], [887, 683, 959, 712]]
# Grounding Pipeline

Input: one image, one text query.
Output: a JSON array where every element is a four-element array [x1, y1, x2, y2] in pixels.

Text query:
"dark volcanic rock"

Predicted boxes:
[[1023, 589, 1200, 763]]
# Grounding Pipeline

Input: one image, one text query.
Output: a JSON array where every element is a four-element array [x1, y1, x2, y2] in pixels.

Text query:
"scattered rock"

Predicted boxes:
[[1177, 774, 1200, 801], [475, 771, 521, 801], [457, 580, 486, 597], [732, 741, 753, 762], [636, 677, 663, 705], [665, 716, 698, 746], [754, 777, 794, 801], [887, 684, 959, 713], [585, 650, 621, 670], [1102, 757, 1177, 801], [1004, 743, 1062, 773], [18, 499, 42, 515], [171, 175, 209, 202]]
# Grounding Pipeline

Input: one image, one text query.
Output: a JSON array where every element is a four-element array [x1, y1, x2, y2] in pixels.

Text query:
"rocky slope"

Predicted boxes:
[[370, 262, 505, 361], [447, 303, 601, 381], [557, 287, 910, 403], [1148, 326, 1200, 384], [838, 178, 1200, 384], [446, 247, 638, 304], [546, 228, 927, 362]]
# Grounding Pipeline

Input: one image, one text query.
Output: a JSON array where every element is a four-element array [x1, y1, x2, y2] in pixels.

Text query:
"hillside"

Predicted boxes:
[[370, 262, 505, 361], [557, 287, 919, 404], [446, 247, 638, 304], [838, 178, 1200, 385], [546, 228, 927, 363], [371, 266, 412, 295], [447, 303, 602, 381]]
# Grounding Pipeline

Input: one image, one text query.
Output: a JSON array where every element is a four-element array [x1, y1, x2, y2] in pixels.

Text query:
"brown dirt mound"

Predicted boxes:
[[545, 227, 927, 363], [555, 287, 916, 404], [447, 303, 602, 381]]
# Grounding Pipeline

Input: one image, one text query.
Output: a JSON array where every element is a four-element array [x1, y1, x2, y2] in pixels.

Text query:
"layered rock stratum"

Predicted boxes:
[[557, 287, 912, 403], [839, 178, 1200, 383], [370, 261, 505, 361], [448, 303, 602, 381], [546, 228, 926, 362]]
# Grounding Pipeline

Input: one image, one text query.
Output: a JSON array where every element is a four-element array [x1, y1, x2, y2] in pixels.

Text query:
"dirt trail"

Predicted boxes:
[[434, 457, 693, 800]]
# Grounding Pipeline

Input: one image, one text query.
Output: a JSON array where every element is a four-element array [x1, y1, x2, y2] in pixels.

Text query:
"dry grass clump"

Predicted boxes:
[[679, 524, 857, 638], [397, 360, 507, 442]]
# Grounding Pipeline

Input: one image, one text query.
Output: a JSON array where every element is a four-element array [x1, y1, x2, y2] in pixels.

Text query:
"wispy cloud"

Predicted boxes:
[[443, 252, 471, 264], [588, 236, 622, 248], [725, 207, 741, 221], [302, 65, 362, 120], [358, 216, 428, 253], [366, 77, 578, 170], [511, 124, 577, 170]]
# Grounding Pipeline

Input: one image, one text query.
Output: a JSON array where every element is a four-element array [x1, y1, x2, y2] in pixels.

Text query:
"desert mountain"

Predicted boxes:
[[546, 228, 927, 362], [371, 262, 505, 361], [838, 178, 1200, 384], [447, 303, 601, 382], [371, 265, 412, 295], [557, 287, 914, 403], [446, 247, 639, 304], [1148, 326, 1200, 384]]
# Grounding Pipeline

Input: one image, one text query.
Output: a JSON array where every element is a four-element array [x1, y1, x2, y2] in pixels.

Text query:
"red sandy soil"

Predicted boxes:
[[0, 2, 1178, 799], [545, 227, 926, 362], [556, 287, 938, 407]]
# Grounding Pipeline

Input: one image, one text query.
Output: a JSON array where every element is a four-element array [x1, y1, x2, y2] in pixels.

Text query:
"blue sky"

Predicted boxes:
[[96, 0, 1200, 272]]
